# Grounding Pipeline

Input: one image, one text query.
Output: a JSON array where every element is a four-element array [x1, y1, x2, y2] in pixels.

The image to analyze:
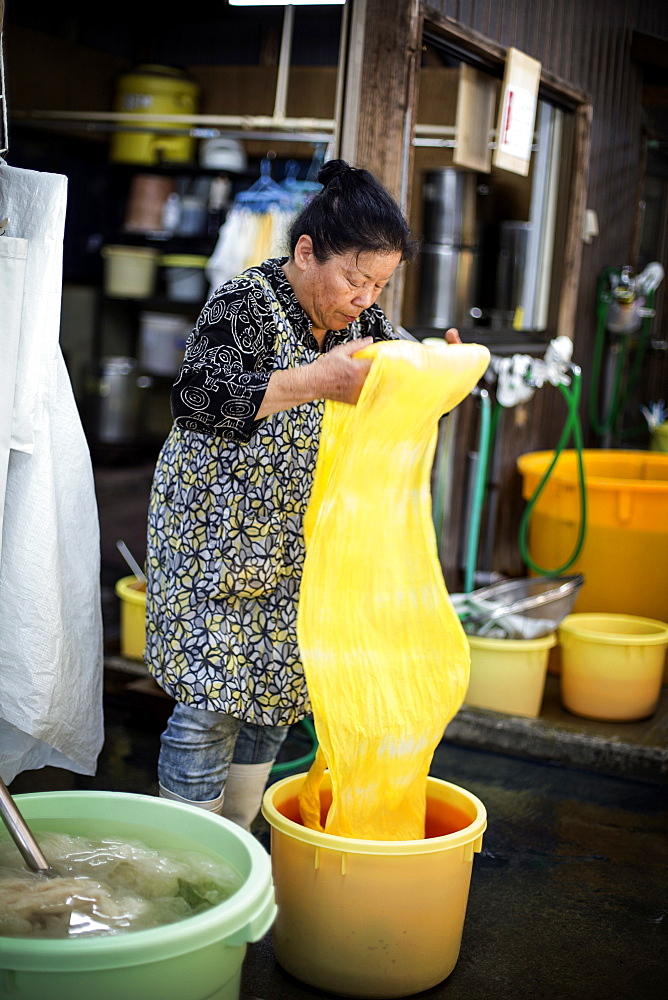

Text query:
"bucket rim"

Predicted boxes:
[[466, 631, 558, 651], [0, 791, 275, 971], [262, 773, 487, 856], [516, 449, 668, 489], [114, 575, 146, 603], [101, 245, 159, 259], [558, 613, 668, 645]]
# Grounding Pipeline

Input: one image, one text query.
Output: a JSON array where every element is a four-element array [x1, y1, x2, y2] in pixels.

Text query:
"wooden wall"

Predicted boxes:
[[355, 0, 668, 587]]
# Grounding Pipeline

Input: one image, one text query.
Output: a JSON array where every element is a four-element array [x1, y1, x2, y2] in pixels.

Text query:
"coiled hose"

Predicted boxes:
[[518, 366, 588, 574]]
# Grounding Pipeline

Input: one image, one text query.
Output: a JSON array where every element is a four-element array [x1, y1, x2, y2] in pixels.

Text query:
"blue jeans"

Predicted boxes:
[[158, 702, 290, 802]]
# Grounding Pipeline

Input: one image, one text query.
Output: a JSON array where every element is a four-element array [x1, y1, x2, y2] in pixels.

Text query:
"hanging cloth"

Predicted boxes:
[[297, 339, 490, 840], [0, 163, 104, 784], [0, 233, 27, 559]]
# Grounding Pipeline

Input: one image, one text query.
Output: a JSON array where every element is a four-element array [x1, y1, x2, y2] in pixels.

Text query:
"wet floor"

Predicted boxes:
[[9, 673, 667, 1000]]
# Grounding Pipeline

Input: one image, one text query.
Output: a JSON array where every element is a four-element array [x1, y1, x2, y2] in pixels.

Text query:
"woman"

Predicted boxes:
[[145, 158, 458, 831]]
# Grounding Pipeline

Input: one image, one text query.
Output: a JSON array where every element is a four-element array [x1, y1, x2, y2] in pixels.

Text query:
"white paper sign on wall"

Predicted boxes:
[[493, 48, 541, 177]]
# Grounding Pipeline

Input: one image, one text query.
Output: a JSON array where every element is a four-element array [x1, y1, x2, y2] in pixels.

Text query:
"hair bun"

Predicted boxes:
[[317, 159, 353, 188]]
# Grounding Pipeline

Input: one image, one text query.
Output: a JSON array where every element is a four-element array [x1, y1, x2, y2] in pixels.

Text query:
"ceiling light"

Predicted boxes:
[[229, 2, 345, 6]]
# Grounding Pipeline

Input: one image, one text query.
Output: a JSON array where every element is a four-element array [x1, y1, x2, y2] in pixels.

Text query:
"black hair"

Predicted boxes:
[[287, 159, 418, 264]]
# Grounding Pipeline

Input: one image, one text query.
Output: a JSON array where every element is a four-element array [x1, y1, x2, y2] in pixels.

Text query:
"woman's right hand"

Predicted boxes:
[[310, 338, 374, 405], [255, 338, 374, 420]]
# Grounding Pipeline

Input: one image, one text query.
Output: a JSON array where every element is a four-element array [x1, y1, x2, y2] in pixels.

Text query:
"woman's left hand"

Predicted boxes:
[[445, 328, 462, 344]]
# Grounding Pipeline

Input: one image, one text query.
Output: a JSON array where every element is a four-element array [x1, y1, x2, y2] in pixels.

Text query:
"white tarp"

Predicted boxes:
[[0, 162, 104, 783]]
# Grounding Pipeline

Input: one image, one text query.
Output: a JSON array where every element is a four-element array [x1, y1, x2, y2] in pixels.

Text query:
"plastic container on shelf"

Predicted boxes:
[[517, 450, 668, 622], [558, 613, 668, 721], [0, 790, 275, 1000], [465, 632, 557, 718], [262, 771, 486, 999], [123, 175, 176, 233], [101, 245, 159, 298], [115, 575, 146, 660], [139, 311, 191, 376], [161, 254, 209, 303], [110, 65, 200, 166]]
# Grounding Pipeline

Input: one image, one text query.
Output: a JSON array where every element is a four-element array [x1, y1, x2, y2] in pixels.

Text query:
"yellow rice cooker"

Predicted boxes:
[[110, 64, 200, 166]]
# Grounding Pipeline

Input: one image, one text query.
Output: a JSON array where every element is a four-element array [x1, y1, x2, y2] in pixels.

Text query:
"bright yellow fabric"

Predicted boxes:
[[297, 339, 491, 840]]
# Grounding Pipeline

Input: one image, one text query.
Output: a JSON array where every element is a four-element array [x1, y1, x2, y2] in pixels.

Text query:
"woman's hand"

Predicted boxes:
[[310, 338, 374, 404], [445, 328, 462, 345], [255, 338, 374, 419]]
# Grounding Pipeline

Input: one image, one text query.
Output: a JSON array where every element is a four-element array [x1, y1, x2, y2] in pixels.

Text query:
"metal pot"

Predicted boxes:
[[84, 357, 152, 444]]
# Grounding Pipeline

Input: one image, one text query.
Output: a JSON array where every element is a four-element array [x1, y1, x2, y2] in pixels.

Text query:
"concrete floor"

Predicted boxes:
[[8, 667, 667, 1000], [7, 458, 666, 999]]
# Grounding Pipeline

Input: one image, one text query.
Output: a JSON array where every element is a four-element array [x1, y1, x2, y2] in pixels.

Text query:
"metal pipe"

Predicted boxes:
[[0, 776, 55, 876], [14, 110, 335, 131], [273, 3, 295, 122]]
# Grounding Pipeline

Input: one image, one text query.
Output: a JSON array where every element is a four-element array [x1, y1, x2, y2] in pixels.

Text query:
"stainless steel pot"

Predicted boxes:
[[84, 357, 152, 444]]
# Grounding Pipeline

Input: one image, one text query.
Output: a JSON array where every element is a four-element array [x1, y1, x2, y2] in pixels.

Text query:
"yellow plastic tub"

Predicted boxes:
[[558, 613, 668, 721], [517, 450, 668, 621], [114, 575, 146, 660], [262, 771, 486, 999], [465, 632, 557, 718]]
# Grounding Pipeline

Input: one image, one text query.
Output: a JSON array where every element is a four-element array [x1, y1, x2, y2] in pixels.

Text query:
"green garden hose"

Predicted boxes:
[[464, 388, 492, 594], [589, 267, 655, 439], [518, 367, 588, 575], [270, 717, 318, 777]]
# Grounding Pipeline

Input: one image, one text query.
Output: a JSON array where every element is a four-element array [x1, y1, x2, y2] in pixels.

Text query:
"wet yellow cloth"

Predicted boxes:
[[297, 339, 491, 840]]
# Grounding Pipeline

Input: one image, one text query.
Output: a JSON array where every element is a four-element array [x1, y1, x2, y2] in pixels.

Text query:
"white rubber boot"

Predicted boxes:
[[219, 761, 274, 831], [158, 783, 224, 813]]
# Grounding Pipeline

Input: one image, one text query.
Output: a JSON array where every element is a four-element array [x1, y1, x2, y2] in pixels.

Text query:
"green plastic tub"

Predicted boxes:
[[0, 791, 276, 1000]]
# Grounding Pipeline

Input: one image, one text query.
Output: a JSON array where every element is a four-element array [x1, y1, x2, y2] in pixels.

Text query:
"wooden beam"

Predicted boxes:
[[556, 102, 593, 342], [344, 0, 421, 205], [343, 0, 421, 324]]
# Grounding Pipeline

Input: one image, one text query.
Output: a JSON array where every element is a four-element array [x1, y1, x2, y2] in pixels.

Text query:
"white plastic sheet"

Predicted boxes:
[[0, 163, 104, 783]]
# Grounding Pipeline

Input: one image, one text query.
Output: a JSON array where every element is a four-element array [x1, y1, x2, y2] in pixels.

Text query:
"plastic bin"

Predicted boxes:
[[114, 575, 146, 660], [101, 245, 159, 298], [161, 254, 209, 303], [465, 632, 557, 718], [0, 790, 276, 1000], [558, 613, 668, 721], [139, 311, 191, 376], [262, 771, 486, 999], [517, 450, 668, 622]]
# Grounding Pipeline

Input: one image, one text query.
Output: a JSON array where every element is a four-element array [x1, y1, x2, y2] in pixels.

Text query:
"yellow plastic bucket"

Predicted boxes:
[[110, 65, 200, 166], [465, 632, 557, 718], [261, 771, 486, 999], [114, 575, 146, 661], [101, 245, 159, 298], [517, 450, 668, 622], [558, 613, 668, 721]]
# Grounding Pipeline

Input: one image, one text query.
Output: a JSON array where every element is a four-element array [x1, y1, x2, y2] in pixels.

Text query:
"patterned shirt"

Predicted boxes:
[[145, 257, 398, 725], [171, 257, 395, 442]]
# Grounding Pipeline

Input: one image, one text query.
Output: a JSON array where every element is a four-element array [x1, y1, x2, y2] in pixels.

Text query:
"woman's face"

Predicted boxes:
[[293, 240, 402, 338]]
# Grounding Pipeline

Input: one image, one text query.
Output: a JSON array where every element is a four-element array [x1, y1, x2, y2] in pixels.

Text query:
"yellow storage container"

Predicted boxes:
[[465, 632, 557, 718], [262, 772, 486, 999], [517, 450, 668, 622], [558, 613, 668, 721], [110, 65, 200, 166], [114, 575, 146, 660]]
